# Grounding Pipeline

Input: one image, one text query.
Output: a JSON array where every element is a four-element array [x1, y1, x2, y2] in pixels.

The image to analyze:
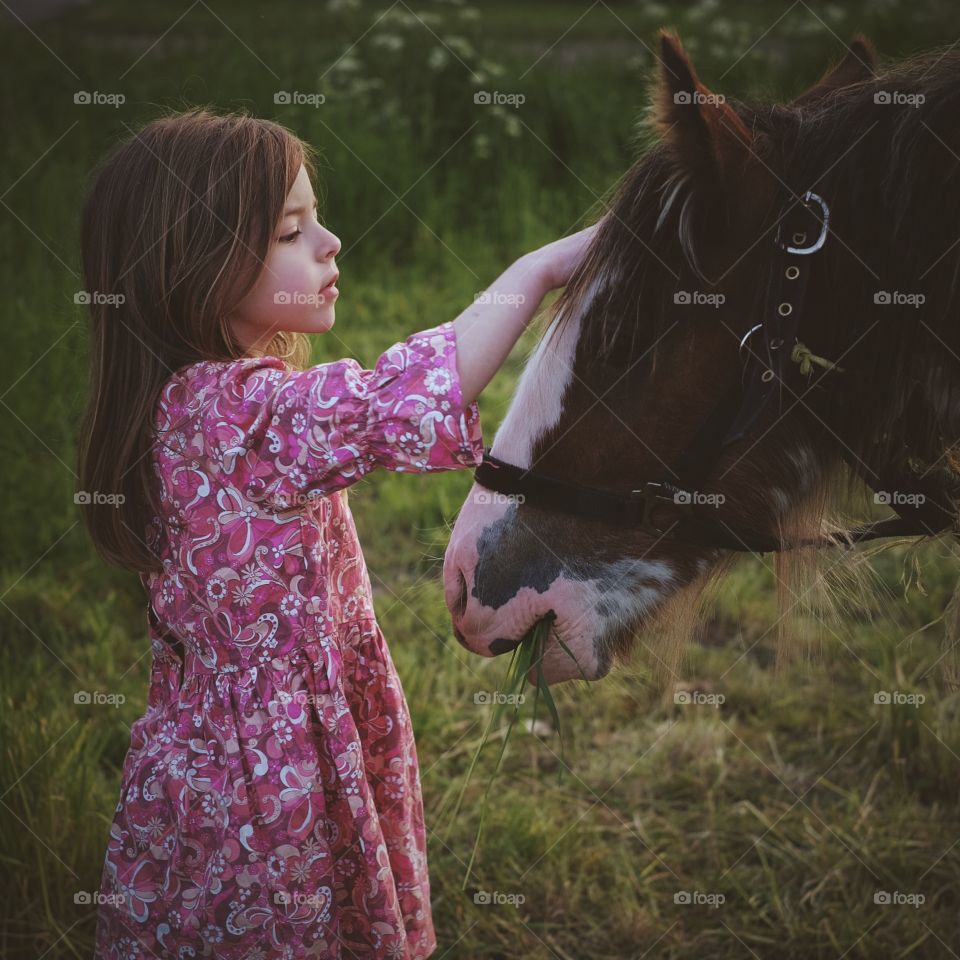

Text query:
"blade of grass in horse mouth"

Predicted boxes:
[[450, 614, 589, 888]]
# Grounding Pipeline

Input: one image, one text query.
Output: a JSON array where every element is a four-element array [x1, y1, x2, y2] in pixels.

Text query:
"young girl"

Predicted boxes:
[[77, 107, 597, 959]]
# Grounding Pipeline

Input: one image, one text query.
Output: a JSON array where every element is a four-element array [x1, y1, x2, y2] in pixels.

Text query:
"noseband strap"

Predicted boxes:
[[473, 188, 958, 553]]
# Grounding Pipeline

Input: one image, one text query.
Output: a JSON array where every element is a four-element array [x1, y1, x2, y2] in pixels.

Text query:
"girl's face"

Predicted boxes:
[[229, 163, 342, 355]]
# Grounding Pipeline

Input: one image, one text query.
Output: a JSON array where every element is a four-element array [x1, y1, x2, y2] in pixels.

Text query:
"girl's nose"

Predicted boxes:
[[316, 225, 341, 260]]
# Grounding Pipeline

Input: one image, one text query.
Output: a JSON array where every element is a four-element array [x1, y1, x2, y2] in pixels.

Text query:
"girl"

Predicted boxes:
[[77, 106, 598, 959]]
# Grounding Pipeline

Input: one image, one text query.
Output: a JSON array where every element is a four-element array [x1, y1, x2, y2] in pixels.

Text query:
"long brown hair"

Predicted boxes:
[[77, 106, 316, 574]]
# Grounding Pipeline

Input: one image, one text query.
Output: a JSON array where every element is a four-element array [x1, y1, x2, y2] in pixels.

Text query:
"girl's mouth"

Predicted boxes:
[[319, 273, 339, 300]]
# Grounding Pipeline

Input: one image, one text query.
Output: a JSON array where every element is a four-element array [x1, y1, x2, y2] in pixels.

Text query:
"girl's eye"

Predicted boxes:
[[279, 227, 302, 244]]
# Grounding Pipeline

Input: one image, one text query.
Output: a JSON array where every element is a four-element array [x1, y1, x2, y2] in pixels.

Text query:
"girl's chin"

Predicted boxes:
[[297, 309, 335, 333]]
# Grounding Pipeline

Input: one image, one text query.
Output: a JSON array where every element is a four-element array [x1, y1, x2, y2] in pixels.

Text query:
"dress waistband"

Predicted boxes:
[[155, 622, 377, 679], [179, 644, 330, 679]]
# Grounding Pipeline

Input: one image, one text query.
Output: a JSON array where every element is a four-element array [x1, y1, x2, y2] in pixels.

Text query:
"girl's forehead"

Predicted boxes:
[[282, 167, 317, 215]]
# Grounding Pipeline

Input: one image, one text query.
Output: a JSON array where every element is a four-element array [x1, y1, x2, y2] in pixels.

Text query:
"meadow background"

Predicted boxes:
[[2, 0, 960, 956]]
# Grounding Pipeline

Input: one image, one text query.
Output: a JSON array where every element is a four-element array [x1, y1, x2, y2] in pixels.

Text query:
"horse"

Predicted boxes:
[[443, 32, 960, 685]]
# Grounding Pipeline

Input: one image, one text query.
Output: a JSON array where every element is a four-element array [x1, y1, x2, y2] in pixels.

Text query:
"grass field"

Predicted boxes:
[[2, 0, 960, 956]]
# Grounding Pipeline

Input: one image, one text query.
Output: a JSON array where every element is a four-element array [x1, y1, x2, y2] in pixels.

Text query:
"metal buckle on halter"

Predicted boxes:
[[629, 480, 692, 535], [739, 323, 763, 354], [629, 481, 663, 533], [777, 190, 830, 255]]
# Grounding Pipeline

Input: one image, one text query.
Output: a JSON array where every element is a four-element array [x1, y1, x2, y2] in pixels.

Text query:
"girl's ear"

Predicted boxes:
[[791, 34, 878, 108], [649, 31, 754, 188]]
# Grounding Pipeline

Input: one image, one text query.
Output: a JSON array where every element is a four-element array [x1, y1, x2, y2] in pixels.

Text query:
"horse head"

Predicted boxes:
[[444, 33, 960, 683]]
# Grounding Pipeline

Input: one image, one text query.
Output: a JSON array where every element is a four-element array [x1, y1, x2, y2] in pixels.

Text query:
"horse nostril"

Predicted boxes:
[[489, 636, 522, 655], [454, 569, 468, 619]]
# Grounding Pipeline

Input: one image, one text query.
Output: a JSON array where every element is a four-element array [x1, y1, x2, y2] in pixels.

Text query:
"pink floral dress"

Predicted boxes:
[[95, 321, 483, 959]]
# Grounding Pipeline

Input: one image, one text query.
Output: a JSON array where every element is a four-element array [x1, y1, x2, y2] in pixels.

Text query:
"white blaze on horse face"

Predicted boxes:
[[491, 273, 607, 466]]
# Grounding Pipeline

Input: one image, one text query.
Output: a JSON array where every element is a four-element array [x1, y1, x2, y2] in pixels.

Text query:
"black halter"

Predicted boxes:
[[474, 188, 958, 554]]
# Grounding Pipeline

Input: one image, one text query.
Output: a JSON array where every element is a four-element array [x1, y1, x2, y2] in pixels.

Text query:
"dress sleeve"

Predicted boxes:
[[201, 320, 484, 509]]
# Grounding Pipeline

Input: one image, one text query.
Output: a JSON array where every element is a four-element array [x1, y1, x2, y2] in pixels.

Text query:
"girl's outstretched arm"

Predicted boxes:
[[452, 221, 602, 408], [164, 222, 603, 513]]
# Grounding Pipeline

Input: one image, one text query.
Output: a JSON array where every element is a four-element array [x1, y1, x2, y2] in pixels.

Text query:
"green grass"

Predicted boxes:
[[2, 0, 960, 956]]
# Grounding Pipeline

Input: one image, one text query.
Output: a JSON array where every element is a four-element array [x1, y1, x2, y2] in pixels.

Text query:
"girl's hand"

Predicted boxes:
[[526, 215, 608, 291], [450, 213, 611, 406]]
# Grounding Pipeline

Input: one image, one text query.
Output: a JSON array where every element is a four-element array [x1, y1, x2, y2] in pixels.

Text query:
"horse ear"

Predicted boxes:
[[792, 35, 878, 108], [650, 31, 753, 187]]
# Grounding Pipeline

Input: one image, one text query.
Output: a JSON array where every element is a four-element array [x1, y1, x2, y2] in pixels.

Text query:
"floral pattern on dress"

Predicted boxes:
[[94, 321, 483, 959]]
